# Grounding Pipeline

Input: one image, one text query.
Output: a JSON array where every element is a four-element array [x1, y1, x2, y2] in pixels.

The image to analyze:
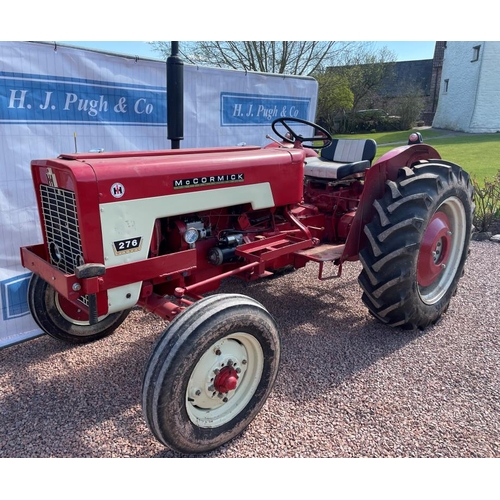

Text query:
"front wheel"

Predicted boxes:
[[358, 161, 474, 330], [28, 273, 131, 343], [141, 293, 280, 454]]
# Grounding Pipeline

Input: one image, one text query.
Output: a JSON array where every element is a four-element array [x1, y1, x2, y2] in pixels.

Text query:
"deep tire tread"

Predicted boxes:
[[358, 161, 474, 330]]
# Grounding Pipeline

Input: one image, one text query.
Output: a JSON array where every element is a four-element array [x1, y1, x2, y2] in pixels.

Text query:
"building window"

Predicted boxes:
[[472, 45, 481, 62], [444, 79, 449, 93]]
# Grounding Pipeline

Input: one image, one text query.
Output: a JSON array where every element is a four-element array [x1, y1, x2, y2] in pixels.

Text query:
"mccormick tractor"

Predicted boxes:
[[20, 117, 474, 454]]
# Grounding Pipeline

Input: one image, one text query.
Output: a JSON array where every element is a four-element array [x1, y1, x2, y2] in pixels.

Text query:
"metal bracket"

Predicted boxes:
[[318, 261, 342, 280]]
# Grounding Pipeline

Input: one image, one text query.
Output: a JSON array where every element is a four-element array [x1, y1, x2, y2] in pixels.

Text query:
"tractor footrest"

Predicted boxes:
[[235, 234, 313, 263], [294, 244, 345, 263], [294, 244, 345, 280]]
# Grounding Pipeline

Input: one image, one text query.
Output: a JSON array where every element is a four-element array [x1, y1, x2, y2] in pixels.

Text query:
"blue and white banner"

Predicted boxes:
[[0, 41, 318, 348], [220, 92, 311, 126], [0, 72, 167, 126]]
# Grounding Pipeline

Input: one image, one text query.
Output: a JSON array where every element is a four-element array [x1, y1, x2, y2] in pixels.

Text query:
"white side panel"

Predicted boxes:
[[106, 285, 142, 314], [100, 183, 274, 312]]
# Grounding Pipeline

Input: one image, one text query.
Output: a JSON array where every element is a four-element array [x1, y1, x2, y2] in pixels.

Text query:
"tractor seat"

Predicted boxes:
[[304, 138, 377, 180]]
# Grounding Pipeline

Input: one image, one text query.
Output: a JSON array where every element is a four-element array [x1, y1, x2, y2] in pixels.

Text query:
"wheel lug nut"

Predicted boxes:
[[236, 367, 242, 373], [208, 385, 215, 392], [190, 388, 203, 398], [213, 368, 220, 375], [227, 359, 233, 366], [242, 359, 247, 365], [223, 397, 228, 403], [217, 392, 224, 399]]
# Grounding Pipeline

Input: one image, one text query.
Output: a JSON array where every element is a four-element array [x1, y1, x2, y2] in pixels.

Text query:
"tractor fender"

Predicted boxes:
[[341, 143, 442, 262]]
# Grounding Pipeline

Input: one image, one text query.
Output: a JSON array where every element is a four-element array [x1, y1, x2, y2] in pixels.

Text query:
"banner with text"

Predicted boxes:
[[0, 41, 318, 348]]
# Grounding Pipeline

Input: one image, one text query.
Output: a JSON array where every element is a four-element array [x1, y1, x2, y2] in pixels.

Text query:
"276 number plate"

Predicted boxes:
[[113, 237, 143, 255]]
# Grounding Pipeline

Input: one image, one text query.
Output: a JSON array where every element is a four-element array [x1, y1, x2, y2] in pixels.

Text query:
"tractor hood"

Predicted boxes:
[[32, 145, 306, 208]]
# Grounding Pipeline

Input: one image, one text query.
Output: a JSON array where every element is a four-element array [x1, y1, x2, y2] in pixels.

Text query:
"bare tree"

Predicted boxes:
[[150, 41, 364, 76]]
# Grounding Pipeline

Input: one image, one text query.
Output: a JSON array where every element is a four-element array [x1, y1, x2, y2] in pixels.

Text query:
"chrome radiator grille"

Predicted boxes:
[[40, 184, 84, 275]]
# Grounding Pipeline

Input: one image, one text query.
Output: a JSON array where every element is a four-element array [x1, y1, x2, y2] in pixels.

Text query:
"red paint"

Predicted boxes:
[[214, 366, 239, 393], [417, 212, 452, 287]]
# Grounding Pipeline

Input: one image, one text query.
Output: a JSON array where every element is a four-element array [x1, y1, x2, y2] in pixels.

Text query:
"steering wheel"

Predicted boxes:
[[271, 117, 332, 149]]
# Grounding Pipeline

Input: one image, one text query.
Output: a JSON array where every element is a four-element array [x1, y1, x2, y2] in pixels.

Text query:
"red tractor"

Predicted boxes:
[[20, 118, 474, 454]]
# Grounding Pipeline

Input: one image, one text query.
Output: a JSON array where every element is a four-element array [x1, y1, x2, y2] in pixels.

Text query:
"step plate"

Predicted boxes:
[[294, 244, 345, 262]]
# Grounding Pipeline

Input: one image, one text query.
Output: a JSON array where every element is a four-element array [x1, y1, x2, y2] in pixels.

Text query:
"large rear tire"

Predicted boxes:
[[28, 273, 131, 343], [142, 293, 280, 454], [358, 161, 474, 330]]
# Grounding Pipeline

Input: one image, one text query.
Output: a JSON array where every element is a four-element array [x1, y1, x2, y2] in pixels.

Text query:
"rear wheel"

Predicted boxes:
[[358, 161, 474, 329], [28, 273, 131, 343], [142, 293, 280, 454]]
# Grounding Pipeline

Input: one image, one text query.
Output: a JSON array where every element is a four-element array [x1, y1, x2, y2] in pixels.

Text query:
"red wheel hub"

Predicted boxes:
[[214, 366, 238, 393], [417, 211, 452, 287]]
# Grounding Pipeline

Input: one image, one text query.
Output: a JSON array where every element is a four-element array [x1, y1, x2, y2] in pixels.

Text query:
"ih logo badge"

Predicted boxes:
[[111, 182, 125, 198], [46, 168, 58, 188]]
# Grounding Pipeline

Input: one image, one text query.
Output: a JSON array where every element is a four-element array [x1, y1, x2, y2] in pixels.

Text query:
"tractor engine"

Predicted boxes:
[[152, 211, 248, 265], [151, 203, 294, 282]]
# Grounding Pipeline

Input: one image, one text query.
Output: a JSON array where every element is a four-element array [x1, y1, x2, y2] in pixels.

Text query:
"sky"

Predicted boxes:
[[5, 0, 496, 52], [58, 41, 437, 63]]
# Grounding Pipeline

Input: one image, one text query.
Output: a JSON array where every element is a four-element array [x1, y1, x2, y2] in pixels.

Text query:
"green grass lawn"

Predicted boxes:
[[335, 129, 500, 182]]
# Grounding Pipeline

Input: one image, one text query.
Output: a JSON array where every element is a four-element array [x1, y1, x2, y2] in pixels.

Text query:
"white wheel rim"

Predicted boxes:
[[54, 294, 108, 326], [418, 196, 466, 305], [186, 332, 264, 428]]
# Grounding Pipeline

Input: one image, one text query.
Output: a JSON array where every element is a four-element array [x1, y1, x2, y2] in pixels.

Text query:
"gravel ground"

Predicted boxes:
[[1, 240, 499, 459]]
